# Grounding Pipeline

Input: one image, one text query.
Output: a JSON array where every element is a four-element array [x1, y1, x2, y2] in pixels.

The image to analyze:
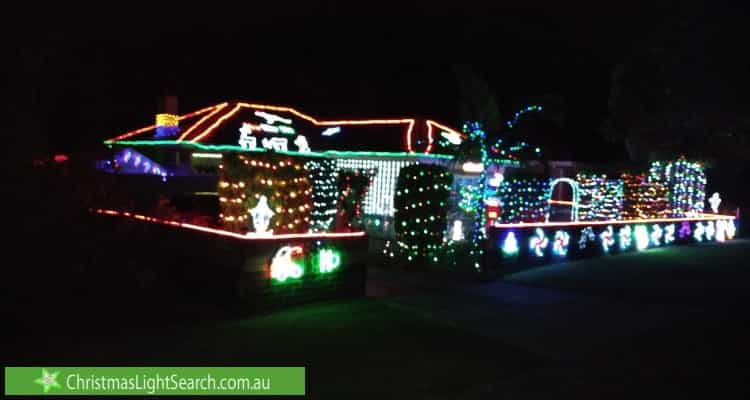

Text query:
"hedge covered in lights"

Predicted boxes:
[[218, 153, 313, 234], [394, 164, 452, 262], [497, 177, 550, 223]]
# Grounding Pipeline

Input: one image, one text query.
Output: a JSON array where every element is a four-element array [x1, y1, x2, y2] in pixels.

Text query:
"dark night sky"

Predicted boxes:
[[9, 1, 745, 161]]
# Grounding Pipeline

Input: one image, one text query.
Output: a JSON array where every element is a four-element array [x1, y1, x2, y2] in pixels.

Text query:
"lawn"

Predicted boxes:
[[504, 239, 750, 305], [6, 298, 540, 399]]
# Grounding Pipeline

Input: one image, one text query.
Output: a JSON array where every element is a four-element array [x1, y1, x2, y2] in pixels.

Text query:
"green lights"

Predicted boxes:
[[105, 140, 454, 160], [317, 248, 341, 273]]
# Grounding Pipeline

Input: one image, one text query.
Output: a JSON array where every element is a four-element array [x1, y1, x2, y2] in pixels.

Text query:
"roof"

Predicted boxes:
[[105, 102, 464, 155]]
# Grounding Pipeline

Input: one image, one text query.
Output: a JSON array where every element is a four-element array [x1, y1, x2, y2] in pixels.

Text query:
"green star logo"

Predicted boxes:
[[34, 368, 61, 393]]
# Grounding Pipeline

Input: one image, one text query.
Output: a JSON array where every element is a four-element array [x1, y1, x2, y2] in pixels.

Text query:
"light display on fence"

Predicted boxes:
[[648, 157, 706, 217], [498, 178, 550, 223], [576, 173, 623, 221]]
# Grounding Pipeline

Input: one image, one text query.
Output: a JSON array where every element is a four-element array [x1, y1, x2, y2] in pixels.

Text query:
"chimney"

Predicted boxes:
[[154, 95, 179, 139]]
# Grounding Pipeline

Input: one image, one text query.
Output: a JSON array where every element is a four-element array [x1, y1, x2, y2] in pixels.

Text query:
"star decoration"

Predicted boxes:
[[35, 368, 61, 393]]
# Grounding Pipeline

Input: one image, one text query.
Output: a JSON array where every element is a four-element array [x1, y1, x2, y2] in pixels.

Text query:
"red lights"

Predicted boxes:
[[53, 154, 68, 163], [176, 103, 229, 142], [108, 101, 461, 154], [493, 214, 736, 229], [91, 208, 366, 240], [107, 104, 224, 142]]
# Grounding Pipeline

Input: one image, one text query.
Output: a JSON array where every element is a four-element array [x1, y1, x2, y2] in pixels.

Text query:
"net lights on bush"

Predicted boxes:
[[498, 178, 550, 223], [649, 157, 706, 217], [576, 173, 623, 221], [394, 164, 452, 263]]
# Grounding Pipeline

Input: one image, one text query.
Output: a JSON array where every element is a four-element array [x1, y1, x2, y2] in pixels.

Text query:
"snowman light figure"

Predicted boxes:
[[249, 195, 275, 235], [708, 192, 721, 214]]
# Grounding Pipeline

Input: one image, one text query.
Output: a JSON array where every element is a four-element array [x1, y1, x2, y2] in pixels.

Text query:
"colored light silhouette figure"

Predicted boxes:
[[651, 224, 663, 246], [619, 225, 632, 250], [294, 135, 311, 152], [693, 222, 705, 242], [635, 225, 650, 250], [678, 221, 691, 239], [502, 231, 519, 256], [271, 246, 304, 282], [579, 227, 595, 250], [600, 226, 614, 252], [708, 192, 721, 213], [715, 220, 726, 242], [553, 230, 570, 256], [250, 195, 275, 234], [529, 228, 549, 257], [726, 220, 736, 239], [705, 221, 715, 241], [664, 224, 676, 244], [318, 249, 341, 273]]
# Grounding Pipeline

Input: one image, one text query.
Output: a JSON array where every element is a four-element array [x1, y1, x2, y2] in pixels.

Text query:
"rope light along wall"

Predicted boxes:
[[335, 159, 417, 217]]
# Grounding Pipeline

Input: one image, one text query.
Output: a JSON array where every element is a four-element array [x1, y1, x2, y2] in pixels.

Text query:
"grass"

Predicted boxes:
[[6, 298, 539, 399], [504, 239, 750, 304]]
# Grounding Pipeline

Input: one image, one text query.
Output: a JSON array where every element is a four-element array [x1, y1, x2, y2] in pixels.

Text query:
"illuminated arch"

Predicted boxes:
[[547, 178, 580, 222]]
